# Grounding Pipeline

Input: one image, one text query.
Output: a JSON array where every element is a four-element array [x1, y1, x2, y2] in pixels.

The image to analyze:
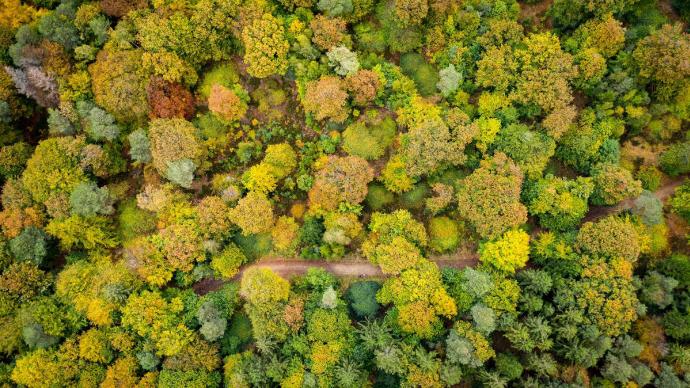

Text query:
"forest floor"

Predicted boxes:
[[194, 176, 688, 294]]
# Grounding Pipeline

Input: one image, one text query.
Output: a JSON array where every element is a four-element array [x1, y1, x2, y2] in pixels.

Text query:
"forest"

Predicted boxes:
[[1, 0, 690, 386]]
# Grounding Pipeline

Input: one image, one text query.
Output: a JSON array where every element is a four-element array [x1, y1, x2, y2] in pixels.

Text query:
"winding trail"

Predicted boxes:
[[194, 177, 687, 294]]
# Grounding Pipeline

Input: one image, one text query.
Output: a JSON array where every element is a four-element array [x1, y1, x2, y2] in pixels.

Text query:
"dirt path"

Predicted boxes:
[[194, 176, 686, 294], [584, 177, 686, 222]]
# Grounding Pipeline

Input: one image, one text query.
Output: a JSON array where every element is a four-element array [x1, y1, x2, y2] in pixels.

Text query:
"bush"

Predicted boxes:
[[428, 216, 460, 253], [346, 280, 381, 318]]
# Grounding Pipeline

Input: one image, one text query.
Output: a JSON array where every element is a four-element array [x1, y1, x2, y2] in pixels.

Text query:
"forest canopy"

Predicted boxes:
[[1, 0, 690, 387]]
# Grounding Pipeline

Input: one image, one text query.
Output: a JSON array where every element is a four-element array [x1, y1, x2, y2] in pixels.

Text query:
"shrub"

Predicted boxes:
[[428, 216, 460, 253], [346, 280, 381, 318]]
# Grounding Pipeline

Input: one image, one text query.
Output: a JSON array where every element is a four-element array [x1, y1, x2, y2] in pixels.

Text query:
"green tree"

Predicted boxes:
[[69, 181, 114, 217], [525, 175, 593, 231], [456, 153, 527, 239]]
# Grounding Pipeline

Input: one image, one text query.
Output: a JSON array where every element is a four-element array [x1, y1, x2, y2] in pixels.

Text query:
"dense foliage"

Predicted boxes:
[[1, 0, 690, 386]]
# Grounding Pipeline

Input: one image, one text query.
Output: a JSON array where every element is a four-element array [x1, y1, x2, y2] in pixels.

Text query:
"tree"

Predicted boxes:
[[633, 191, 664, 226], [493, 123, 556, 179], [479, 229, 529, 273], [456, 153, 527, 239], [69, 181, 114, 217], [127, 129, 151, 163], [670, 181, 690, 222], [208, 84, 247, 122], [436, 65, 461, 97], [576, 216, 641, 262], [525, 175, 593, 230], [21, 136, 86, 204], [590, 164, 642, 206], [346, 280, 380, 318], [146, 77, 195, 119], [46, 215, 118, 251], [0, 142, 31, 178], [398, 116, 467, 177], [327, 46, 359, 76], [346, 69, 381, 106], [89, 49, 149, 122], [317, 0, 353, 17], [377, 259, 457, 338], [148, 118, 202, 177], [659, 142, 690, 176], [9, 226, 49, 265], [428, 216, 459, 253], [210, 243, 246, 278], [165, 158, 197, 189], [121, 290, 193, 356], [310, 15, 347, 50], [241, 13, 289, 78], [308, 155, 373, 212], [229, 192, 274, 235], [341, 115, 395, 160], [633, 23, 690, 100], [302, 76, 349, 123]]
